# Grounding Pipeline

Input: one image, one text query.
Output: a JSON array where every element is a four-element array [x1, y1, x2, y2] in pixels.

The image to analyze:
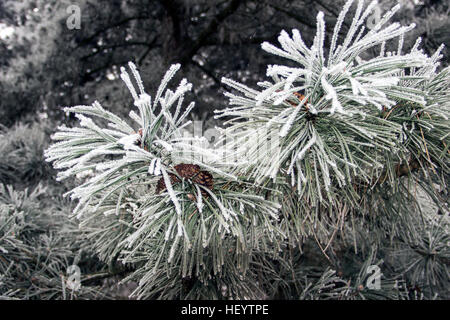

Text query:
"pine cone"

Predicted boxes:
[[193, 171, 214, 195], [174, 164, 200, 179], [155, 173, 180, 194], [155, 164, 213, 197]]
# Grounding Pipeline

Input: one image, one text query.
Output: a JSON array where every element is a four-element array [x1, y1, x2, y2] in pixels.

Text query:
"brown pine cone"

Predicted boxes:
[[193, 171, 214, 195], [155, 173, 180, 194], [155, 164, 214, 197], [174, 164, 200, 179]]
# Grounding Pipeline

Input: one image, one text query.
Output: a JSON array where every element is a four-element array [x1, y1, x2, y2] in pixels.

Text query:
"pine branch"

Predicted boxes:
[[41, 0, 449, 300]]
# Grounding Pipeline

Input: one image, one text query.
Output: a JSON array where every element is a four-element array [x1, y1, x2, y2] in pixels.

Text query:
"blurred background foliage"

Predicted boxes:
[[0, 0, 448, 126], [0, 0, 448, 299]]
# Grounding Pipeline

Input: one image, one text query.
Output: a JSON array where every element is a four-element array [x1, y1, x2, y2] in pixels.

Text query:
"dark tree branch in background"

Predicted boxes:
[[190, 59, 222, 87], [268, 3, 317, 29], [138, 35, 160, 64], [315, 0, 350, 30], [77, 15, 150, 47], [179, 0, 244, 64], [315, 0, 341, 17], [203, 32, 280, 46], [161, 0, 245, 65], [80, 41, 151, 61], [158, 0, 187, 45], [138, 45, 154, 65]]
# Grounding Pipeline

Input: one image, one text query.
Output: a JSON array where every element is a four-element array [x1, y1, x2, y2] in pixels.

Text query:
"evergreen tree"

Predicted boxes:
[[41, 0, 449, 300], [0, 123, 109, 299]]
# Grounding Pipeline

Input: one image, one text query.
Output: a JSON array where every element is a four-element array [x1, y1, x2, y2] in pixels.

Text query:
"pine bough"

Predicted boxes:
[[45, 0, 449, 299]]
